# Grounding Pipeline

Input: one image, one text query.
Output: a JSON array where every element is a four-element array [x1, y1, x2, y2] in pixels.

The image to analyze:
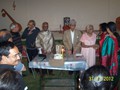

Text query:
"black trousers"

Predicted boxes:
[[27, 49, 38, 61], [42, 69, 53, 75], [71, 45, 74, 54], [27, 49, 38, 73]]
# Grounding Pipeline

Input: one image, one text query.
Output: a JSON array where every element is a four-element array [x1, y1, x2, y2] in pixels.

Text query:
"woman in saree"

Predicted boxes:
[[98, 23, 108, 63], [101, 22, 119, 90], [99, 23, 107, 51]]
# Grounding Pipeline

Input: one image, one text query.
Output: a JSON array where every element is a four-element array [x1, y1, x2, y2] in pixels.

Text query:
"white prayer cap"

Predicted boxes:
[[70, 19, 76, 25]]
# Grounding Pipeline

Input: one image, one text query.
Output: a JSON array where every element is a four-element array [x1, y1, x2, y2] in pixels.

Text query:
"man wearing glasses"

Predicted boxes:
[[0, 41, 28, 90], [22, 20, 40, 61], [0, 29, 26, 74]]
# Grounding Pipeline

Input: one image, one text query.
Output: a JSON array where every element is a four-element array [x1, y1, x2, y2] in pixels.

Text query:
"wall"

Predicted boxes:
[[0, 0, 120, 32]]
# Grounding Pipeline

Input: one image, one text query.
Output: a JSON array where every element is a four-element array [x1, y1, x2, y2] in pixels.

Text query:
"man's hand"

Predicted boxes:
[[42, 49, 47, 54], [73, 50, 76, 54]]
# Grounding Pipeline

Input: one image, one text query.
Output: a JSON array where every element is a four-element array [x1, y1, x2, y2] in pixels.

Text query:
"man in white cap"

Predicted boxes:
[[63, 19, 82, 55]]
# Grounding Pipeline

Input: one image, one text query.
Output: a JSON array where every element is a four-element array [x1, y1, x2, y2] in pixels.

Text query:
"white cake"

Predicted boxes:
[[54, 54, 63, 60]]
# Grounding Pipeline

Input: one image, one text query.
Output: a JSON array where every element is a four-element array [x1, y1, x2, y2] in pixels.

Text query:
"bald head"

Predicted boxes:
[[42, 22, 49, 31], [0, 29, 12, 42]]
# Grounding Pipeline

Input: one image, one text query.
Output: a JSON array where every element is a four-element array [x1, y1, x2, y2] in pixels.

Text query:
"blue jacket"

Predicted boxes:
[[22, 27, 40, 49]]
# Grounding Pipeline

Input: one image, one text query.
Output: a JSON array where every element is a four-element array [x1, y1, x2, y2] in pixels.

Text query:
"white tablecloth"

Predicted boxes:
[[29, 55, 88, 71]]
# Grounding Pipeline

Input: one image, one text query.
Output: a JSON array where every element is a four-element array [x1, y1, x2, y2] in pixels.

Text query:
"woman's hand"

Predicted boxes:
[[93, 44, 99, 49]]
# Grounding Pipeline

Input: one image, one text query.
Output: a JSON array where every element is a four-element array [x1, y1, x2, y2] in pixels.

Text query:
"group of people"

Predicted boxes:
[[64, 19, 120, 90], [0, 26, 28, 89], [0, 19, 57, 89], [0, 18, 120, 90], [98, 21, 120, 90], [63, 19, 97, 67], [0, 35, 28, 89]]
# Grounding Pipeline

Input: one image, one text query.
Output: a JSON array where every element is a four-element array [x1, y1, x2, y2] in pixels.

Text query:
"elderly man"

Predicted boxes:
[[22, 20, 40, 61], [63, 19, 82, 75], [10, 23, 23, 53], [36, 22, 55, 75], [63, 19, 82, 55], [0, 41, 28, 90], [36, 22, 55, 54]]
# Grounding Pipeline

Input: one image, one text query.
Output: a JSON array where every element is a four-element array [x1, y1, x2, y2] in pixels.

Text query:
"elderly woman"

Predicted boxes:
[[80, 25, 97, 67]]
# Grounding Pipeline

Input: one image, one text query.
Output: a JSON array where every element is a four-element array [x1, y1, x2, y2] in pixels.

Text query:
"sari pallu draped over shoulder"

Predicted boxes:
[[101, 35, 118, 75]]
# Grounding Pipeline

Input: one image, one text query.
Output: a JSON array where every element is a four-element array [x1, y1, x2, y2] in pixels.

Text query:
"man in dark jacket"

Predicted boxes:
[[22, 20, 40, 61]]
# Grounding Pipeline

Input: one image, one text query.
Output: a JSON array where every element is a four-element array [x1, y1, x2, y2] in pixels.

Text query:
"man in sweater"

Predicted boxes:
[[22, 20, 40, 61]]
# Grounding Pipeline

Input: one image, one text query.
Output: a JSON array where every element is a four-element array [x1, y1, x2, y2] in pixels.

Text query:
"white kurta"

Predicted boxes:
[[35, 30, 54, 53]]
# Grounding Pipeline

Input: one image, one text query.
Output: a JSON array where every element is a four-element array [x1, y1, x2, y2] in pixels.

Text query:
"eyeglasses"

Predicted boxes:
[[8, 53, 22, 59], [28, 23, 34, 27]]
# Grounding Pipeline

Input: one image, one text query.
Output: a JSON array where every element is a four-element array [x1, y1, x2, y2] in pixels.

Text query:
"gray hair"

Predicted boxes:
[[85, 24, 94, 30], [70, 19, 76, 25]]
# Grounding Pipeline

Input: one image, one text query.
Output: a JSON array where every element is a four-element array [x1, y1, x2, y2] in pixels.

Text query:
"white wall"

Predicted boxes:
[[0, 0, 120, 31]]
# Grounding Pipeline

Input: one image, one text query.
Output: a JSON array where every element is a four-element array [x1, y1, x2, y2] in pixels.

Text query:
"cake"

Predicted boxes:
[[54, 54, 63, 60], [49, 54, 64, 67], [75, 53, 83, 57]]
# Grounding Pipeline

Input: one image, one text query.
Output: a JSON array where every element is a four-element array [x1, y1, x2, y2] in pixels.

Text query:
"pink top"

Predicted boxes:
[[80, 32, 96, 67]]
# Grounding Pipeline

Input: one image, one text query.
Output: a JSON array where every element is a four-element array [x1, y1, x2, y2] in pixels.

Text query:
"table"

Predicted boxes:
[[29, 55, 88, 90], [29, 55, 88, 71]]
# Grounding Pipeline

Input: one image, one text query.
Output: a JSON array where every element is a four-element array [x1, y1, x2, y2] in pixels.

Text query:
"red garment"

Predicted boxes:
[[111, 37, 119, 90], [99, 33, 107, 63], [110, 36, 118, 75], [101, 35, 118, 75], [99, 33, 107, 51], [63, 25, 70, 32]]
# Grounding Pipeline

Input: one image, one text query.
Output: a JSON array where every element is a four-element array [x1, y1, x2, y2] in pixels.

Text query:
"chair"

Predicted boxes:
[[22, 48, 35, 78]]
